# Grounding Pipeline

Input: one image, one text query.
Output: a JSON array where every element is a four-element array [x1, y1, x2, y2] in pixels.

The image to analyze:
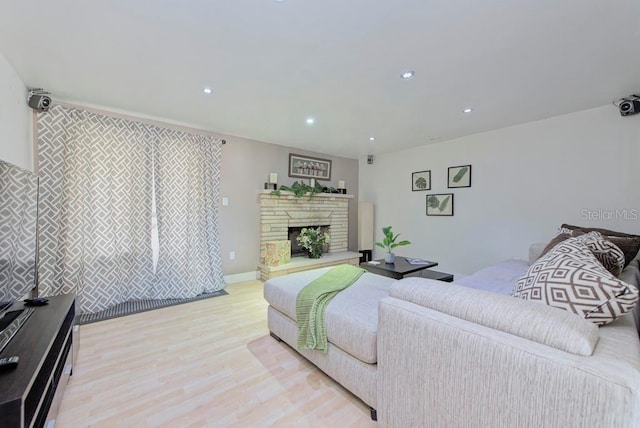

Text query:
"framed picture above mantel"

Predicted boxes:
[[288, 153, 332, 181]]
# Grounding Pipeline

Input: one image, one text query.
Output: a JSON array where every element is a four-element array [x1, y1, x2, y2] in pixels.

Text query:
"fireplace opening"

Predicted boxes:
[[288, 225, 330, 257]]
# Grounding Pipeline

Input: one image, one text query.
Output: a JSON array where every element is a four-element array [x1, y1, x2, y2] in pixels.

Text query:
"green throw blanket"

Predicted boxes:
[[296, 264, 366, 352]]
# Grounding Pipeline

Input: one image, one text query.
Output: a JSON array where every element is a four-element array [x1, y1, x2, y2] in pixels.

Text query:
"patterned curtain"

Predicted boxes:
[[37, 105, 225, 314], [153, 127, 225, 297], [37, 105, 156, 313], [0, 160, 38, 302]]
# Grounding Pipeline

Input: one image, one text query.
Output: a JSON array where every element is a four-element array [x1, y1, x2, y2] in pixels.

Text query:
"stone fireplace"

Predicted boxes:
[[259, 191, 351, 262]]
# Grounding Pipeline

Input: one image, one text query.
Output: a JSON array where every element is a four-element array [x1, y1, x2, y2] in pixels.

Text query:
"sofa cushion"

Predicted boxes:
[[560, 224, 640, 267], [454, 259, 529, 295], [513, 239, 639, 325], [391, 278, 599, 356], [264, 267, 395, 364]]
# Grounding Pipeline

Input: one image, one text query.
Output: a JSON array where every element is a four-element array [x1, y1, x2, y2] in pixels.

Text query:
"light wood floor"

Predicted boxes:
[[56, 281, 376, 427]]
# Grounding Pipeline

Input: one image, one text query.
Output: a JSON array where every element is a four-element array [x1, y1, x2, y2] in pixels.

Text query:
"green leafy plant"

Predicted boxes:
[[374, 226, 411, 253], [271, 181, 325, 198], [427, 195, 451, 212], [415, 177, 427, 189], [452, 166, 468, 183], [427, 195, 440, 209], [297, 227, 330, 258], [438, 195, 450, 212]]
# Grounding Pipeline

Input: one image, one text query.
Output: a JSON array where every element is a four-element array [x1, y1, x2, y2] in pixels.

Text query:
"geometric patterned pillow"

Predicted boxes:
[[560, 224, 640, 267], [513, 238, 639, 325], [573, 231, 625, 277]]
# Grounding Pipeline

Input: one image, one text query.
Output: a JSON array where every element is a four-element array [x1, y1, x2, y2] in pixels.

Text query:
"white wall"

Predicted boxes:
[[360, 105, 640, 276], [0, 51, 32, 170]]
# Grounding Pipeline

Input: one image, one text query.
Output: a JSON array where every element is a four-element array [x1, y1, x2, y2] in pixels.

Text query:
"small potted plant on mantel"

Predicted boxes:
[[374, 225, 411, 264]]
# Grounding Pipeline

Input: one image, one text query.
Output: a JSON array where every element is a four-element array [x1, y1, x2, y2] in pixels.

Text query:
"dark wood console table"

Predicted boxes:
[[0, 294, 77, 428]]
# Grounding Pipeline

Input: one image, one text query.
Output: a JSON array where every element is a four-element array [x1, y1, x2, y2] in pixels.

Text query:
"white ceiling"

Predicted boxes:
[[1, 1, 639, 159]]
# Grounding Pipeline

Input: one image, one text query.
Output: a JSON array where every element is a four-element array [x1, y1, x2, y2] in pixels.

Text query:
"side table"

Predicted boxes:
[[420, 269, 454, 282], [360, 257, 437, 280]]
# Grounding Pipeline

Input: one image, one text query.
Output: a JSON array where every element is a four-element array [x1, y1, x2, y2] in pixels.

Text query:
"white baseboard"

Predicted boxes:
[[224, 271, 260, 284]]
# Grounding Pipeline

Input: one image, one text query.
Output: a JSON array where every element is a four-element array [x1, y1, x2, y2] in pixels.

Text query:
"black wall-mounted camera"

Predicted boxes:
[[620, 99, 640, 116], [27, 88, 52, 111], [619, 94, 640, 116]]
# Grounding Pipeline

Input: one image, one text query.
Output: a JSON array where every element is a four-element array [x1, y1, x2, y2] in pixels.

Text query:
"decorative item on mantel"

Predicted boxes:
[[337, 180, 347, 194], [374, 225, 411, 264], [271, 180, 324, 199], [264, 172, 278, 190], [264, 240, 291, 267], [297, 227, 330, 259]]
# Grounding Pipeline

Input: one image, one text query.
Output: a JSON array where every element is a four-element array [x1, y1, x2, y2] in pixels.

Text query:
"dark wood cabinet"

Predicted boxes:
[[0, 294, 76, 428]]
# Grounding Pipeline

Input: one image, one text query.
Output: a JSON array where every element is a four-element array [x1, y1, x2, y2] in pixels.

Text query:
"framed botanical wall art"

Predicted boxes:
[[412, 170, 431, 191], [426, 193, 454, 216], [448, 165, 471, 188], [288, 153, 332, 181]]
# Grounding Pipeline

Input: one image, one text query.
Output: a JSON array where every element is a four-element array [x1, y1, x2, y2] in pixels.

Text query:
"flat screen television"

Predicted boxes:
[[0, 159, 39, 347]]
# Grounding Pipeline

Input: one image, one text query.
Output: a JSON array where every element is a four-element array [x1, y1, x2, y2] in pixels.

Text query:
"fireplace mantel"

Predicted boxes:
[[257, 190, 354, 199]]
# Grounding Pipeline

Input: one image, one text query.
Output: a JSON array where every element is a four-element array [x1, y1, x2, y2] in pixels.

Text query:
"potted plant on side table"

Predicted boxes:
[[374, 225, 411, 263]]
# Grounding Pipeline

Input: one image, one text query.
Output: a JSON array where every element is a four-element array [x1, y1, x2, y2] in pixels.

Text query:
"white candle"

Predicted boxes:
[[338, 180, 345, 189], [269, 172, 278, 184]]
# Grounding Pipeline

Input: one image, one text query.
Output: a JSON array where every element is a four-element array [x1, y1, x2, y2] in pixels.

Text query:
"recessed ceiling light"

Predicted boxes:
[[463, 108, 473, 113], [202, 87, 213, 94], [369, 136, 375, 142], [306, 117, 315, 125], [400, 70, 415, 80]]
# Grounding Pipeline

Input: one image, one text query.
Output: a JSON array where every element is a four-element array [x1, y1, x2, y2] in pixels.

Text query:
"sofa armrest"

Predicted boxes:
[[390, 277, 598, 356], [377, 297, 638, 427], [529, 242, 547, 263]]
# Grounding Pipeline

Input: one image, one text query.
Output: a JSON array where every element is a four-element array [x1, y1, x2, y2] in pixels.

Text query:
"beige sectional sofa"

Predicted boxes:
[[264, 248, 640, 426]]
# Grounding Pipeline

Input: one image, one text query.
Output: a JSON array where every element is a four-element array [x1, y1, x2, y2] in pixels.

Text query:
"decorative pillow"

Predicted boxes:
[[573, 231, 625, 277], [538, 233, 571, 259], [513, 238, 639, 325], [560, 224, 640, 267]]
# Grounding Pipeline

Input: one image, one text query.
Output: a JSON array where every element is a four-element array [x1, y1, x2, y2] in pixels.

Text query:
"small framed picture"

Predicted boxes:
[[288, 153, 332, 181], [448, 165, 471, 188], [426, 193, 454, 216], [412, 170, 431, 191]]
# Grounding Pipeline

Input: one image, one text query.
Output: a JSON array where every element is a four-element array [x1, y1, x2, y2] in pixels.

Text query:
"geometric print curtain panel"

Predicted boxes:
[[37, 105, 156, 314], [0, 160, 39, 302], [37, 105, 225, 314], [153, 125, 225, 298]]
